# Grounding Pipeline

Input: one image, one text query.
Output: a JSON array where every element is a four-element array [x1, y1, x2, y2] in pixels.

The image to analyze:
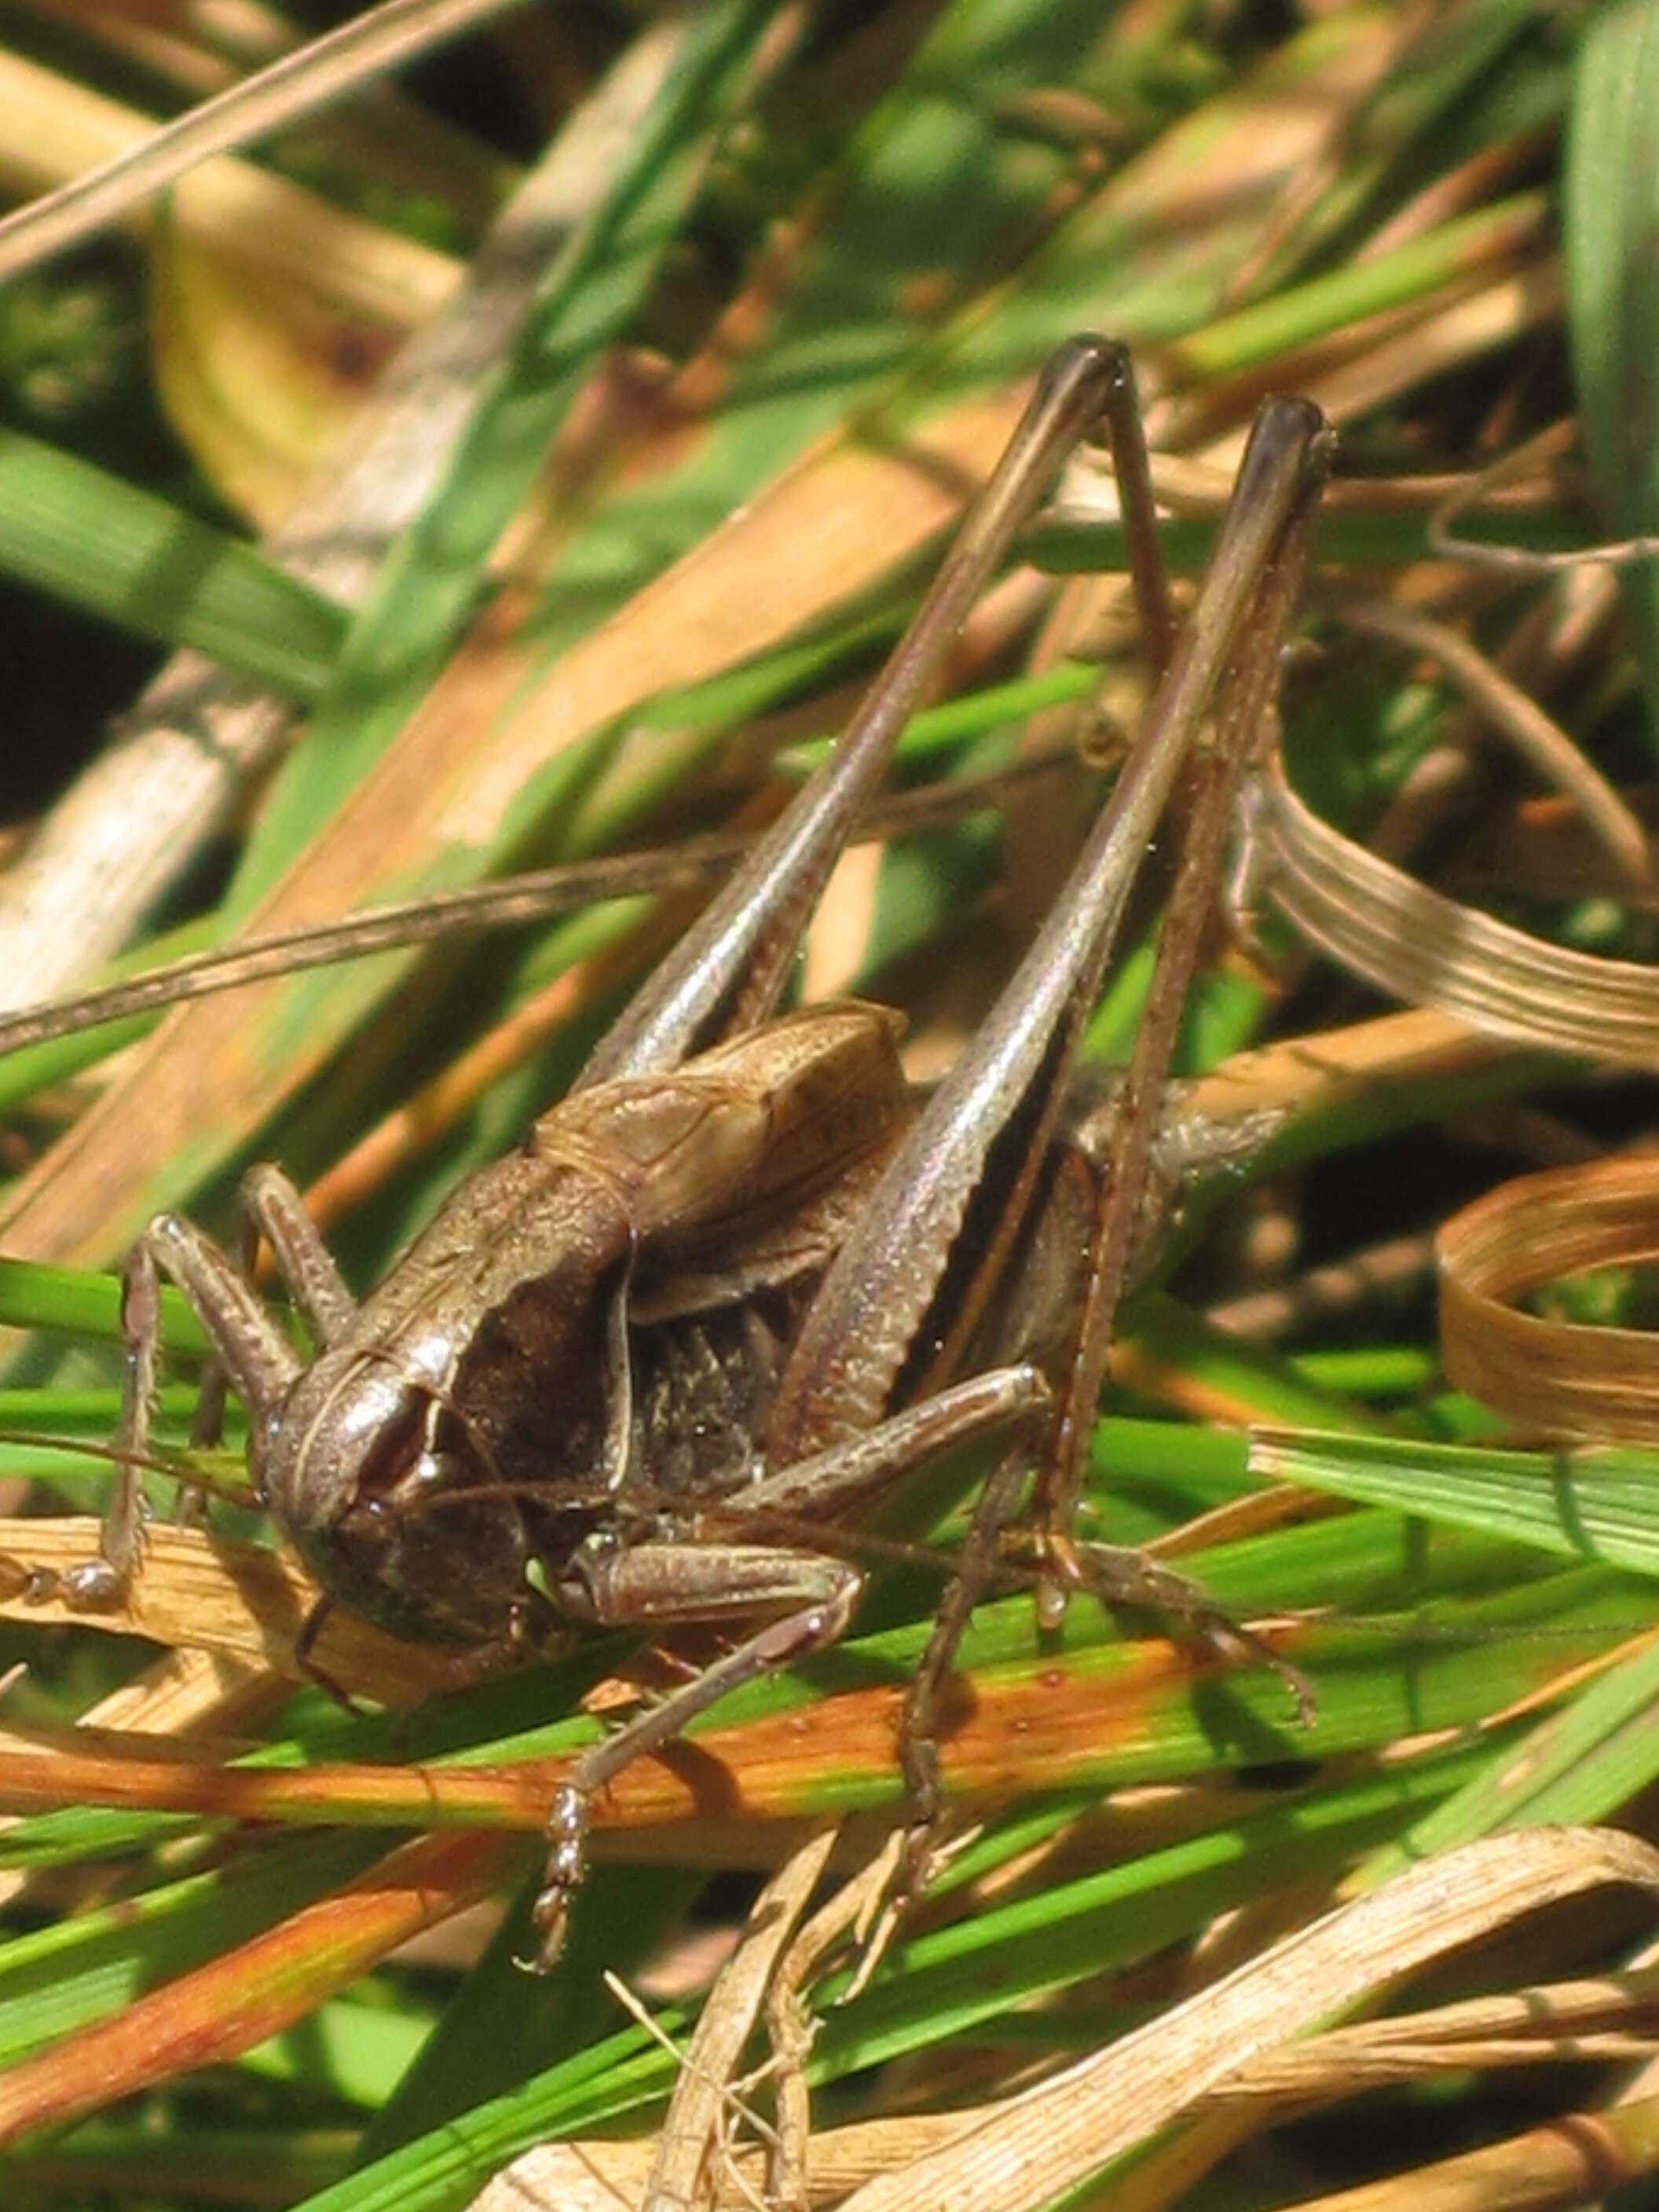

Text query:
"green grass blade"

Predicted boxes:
[[1251, 1428, 1659, 1579], [0, 427, 343, 689]]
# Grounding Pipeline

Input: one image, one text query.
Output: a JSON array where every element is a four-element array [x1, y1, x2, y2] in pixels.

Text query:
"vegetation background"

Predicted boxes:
[[3, 3, 1659, 2208]]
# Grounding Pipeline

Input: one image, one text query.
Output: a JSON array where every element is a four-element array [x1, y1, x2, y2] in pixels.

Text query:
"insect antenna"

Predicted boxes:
[[0, 1426, 246, 1503], [0, 755, 1075, 1057]]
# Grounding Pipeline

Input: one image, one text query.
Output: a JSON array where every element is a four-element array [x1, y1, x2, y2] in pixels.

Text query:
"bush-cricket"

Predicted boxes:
[[14, 339, 1331, 1966]]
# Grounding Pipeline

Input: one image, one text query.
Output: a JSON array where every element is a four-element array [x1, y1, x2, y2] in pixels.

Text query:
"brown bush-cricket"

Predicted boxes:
[[21, 339, 1331, 1968]]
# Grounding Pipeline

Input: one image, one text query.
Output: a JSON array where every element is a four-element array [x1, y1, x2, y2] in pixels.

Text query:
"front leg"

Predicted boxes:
[[530, 1541, 861, 1968], [191, 1161, 357, 1460], [235, 1163, 355, 1346], [528, 1375, 1049, 1969], [59, 1214, 302, 1606]]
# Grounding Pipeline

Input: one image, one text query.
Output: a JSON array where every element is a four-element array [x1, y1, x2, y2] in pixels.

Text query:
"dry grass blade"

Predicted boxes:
[[1221, 1967, 1659, 2097], [1164, 1005, 1508, 1147], [1249, 745, 1659, 1064], [1264, 2089, 1659, 2212], [831, 1829, 1659, 2212], [764, 1833, 908, 2204], [464, 1834, 1659, 2212], [1439, 1154, 1659, 1440], [455, 2082, 1659, 2212], [0, 46, 459, 315], [0, 1516, 459, 1703], [1430, 415, 1659, 573], [640, 1829, 835, 2212], [469, 2140, 661, 2212], [0, 0, 525, 284]]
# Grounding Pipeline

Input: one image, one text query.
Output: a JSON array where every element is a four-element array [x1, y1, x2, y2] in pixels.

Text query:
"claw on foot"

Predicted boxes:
[[67, 1560, 126, 1606], [1071, 1538, 1317, 1725], [1033, 1528, 1087, 1632], [1202, 1612, 1317, 1727], [20, 1558, 126, 1609], [526, 1781, 588, 1972]]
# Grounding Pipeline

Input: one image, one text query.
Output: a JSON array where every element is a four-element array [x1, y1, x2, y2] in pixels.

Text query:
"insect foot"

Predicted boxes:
[[529, 1782, 590, 1972], [526, 1588, 860, 1972], [1065, 1537, 1317, 1725]]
